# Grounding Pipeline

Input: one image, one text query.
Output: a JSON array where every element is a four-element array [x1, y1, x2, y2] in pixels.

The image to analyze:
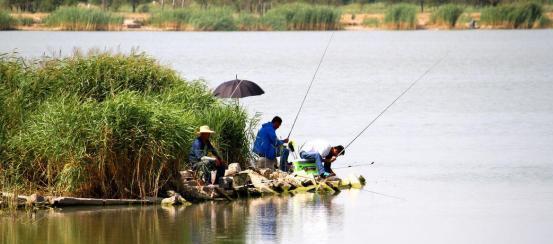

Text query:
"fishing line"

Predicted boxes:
[[360, 188, 406, 201], [340, 52, 449, 154], [287, 32, 335, 139]]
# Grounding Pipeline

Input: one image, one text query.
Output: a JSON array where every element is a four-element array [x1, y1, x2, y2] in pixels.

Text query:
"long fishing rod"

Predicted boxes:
[[340, 52, 449, 153], [333, 161, 375, 169], [287, 32, 335, 139]]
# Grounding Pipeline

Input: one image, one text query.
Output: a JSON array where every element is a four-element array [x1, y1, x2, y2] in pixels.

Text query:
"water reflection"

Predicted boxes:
[[1, 193, 342, 244]]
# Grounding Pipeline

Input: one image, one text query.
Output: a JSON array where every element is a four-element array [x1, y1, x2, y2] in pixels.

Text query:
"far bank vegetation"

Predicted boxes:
[[0, 1, 552, 30]]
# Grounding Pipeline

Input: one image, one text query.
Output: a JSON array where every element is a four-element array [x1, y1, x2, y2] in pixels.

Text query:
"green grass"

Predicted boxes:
[[431, 4, 464, 28], [262, 3, 341, 30], [0, 10, 17, 30], [362, 17, 380, 28], [480, 2, 545, 28], [149, 7, 236, 31], [0, 51, 254, 199], [44, 7, 123, 31], [16, 16, 35, 26], [340, 3, 388, 14], [384, 4, 418, 30]]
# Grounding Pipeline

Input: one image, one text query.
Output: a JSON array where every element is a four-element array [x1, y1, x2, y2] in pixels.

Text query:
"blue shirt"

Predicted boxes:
[[253, 122, 284, 160], [189, 137, 220, 164]]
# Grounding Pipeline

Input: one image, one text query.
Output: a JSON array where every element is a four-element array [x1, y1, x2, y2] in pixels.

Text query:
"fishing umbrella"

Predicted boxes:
[[213, 76, 264, 99]]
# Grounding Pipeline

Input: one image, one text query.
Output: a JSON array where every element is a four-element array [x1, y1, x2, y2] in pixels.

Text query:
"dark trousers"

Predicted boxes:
[[193, 159, 227, 185]]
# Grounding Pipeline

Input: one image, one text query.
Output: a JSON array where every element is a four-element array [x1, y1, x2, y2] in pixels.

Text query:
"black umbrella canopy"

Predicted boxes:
[[213, 79, 264, 99]]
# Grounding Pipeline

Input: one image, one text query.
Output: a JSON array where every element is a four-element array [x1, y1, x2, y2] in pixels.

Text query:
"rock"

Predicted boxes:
[[27, 193, 46, 205], [259, 168, 273, 179], [347, 174, 362, 189], [269, 171, 288, 180], [358, 175, 366, 186], [180, 170, 194, 181], [183, 180, 198, 187], [233, 172, 252, 187], [161, 194, 189, 206], [225, 163, 241, 176], [219, 177, 234, 189], [180, 186, 213, 201]]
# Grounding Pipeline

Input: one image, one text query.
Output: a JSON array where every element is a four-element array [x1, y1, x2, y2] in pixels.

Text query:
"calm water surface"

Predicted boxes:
[[1, 30, 553, 244]]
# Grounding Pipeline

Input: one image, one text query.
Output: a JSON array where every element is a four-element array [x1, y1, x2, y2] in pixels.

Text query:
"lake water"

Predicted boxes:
[[1, 30, 553, 244]]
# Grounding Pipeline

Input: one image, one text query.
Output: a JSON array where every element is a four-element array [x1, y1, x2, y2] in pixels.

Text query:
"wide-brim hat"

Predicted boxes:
[[197, 125, 215, 134]]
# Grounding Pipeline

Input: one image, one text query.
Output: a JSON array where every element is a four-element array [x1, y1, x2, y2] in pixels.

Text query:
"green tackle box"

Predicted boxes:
[[292, 159, 318, 175]]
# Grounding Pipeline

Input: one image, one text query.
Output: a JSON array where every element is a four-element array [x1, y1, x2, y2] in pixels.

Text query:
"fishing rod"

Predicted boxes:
[[333, 161, 375, 169], [287, 32, 335, 139], [340, 52, 449, 154]]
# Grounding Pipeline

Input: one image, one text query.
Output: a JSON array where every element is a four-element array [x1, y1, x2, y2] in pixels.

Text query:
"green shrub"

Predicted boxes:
[[431, 4, 464, 28], [0, 52, 253, 198], [0, 10, 16, 30], [262, 3, 341, 31], [44, 7, 123, 31], [384, 4, 417, 30]]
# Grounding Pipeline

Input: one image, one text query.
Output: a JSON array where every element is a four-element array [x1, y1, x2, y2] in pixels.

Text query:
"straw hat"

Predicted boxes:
[[197, 125, 215, 134]]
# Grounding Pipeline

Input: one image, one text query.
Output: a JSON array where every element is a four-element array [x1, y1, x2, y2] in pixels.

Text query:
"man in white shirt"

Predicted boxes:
[[299, 139, 345, 178]]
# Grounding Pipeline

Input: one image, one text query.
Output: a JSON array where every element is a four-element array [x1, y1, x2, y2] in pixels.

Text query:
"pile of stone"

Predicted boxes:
[[177, 163, 366, 203]]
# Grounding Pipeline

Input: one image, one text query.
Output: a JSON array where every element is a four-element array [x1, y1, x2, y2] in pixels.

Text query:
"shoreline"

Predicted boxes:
[[5, 11, 553, 32]]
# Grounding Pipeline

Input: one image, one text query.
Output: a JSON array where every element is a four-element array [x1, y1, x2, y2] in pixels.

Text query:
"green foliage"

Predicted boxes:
[[16, 16, 35, 26], [0, 52, 253, 198], [191, 7, 236, 31], [480, 2, 544, 28], [44, 6, 123, 31], [384, 3, 417, 30], [431, 4, 464, 28], [362, 17, 380, 27], [262, 3, 342, 30], [0, 9, 16, 30]]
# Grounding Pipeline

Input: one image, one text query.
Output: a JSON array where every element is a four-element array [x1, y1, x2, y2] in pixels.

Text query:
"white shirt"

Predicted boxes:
[[300, 139, 332, 158]]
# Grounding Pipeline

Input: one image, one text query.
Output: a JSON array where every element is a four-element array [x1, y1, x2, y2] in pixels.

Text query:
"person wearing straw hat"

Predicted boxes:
[[189, 125, 227, 185]]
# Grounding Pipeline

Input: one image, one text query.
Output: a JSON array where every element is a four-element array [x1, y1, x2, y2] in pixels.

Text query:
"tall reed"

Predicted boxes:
[[149, 7, 236, 31], [480, 2, 545, 29], [384, 4, 418, 30], [262, 3, 341, 30], [431, 4, 464, 28], [44, 7, 123, 31], [0, 51, 253, 199]]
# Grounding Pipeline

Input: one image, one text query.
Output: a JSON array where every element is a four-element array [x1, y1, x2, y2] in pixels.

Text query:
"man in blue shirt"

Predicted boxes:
[[189, 125, 227, 185], [253, 116, 289, 171]]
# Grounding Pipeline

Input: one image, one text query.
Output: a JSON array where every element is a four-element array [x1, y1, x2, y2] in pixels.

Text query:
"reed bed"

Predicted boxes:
[[262, 3, 341, 30], [431, 4, 464, 28], [44, 7, 123, 31], [0, 51, 253, 199], [383, 4, 418, 30], [0, 10, 17, 30], [149, 7, 236, 31], [480, 2, 547, 28]]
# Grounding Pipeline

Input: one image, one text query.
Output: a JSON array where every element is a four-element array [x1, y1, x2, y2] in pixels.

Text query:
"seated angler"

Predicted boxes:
[[299, 139, 344, 178], [189, 125, 227, 185]]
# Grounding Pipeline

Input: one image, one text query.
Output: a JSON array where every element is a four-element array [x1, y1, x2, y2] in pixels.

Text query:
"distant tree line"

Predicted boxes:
[[1, 0, 551, 12]]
